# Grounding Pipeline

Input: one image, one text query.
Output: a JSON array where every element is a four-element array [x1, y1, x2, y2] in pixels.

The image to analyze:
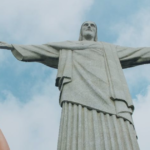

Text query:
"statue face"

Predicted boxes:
[[81, 21, 97, 41]]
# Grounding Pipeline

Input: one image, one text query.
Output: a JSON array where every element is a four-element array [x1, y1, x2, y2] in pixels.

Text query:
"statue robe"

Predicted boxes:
[[11, 41, 150, 124]]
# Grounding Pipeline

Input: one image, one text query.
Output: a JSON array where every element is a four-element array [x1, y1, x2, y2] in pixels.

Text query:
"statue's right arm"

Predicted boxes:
[[0, 41, 13, 50], [0, 41, 60, 68]]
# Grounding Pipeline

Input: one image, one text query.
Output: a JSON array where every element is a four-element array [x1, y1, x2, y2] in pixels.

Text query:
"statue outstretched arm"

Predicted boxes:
[[117, 45, 150, 69], [0, 41, 13, 50], [0, 41, 60, 68]]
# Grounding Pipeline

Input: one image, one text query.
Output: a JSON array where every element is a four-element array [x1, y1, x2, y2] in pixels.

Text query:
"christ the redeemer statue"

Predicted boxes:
[[1, 21, 148, 150]]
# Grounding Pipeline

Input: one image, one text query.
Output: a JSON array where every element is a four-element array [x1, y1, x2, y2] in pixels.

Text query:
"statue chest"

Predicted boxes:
[[72, 48, 108, 84]]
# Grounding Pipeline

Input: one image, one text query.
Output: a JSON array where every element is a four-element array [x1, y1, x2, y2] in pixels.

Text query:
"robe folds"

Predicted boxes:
[[11, 41, 150, 124]]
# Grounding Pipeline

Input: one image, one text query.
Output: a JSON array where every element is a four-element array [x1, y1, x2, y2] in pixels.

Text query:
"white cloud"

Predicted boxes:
[[0, 0, 93, 44], [114, 8, 150, 47], [113, 7, 150, 149], [0, 71, 61, 150]]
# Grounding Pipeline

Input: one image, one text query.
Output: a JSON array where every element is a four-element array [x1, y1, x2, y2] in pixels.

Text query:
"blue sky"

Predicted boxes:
[[1, 0, 150, 149]]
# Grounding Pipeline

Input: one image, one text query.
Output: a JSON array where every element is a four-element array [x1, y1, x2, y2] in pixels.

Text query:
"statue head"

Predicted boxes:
[[79, 21, 98, 41]]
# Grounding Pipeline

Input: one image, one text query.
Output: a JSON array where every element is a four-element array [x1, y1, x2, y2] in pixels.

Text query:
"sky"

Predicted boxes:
[[0, 0, 150, 149]]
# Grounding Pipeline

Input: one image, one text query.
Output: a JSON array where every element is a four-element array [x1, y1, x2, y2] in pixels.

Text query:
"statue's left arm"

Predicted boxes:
[[117, 45, 150, 69]]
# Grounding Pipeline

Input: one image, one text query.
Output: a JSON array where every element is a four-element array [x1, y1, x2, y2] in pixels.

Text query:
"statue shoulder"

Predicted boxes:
[[45, 41, 73, 48], [99, 41, 116, 47], [46, 41, 82, 50]]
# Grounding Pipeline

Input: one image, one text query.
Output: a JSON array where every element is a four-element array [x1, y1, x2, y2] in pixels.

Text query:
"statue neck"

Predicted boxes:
[[82, 35, 95, 41]]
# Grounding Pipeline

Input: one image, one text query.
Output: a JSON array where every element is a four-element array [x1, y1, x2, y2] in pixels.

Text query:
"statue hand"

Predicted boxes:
[[0, 41, 13, 50]]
